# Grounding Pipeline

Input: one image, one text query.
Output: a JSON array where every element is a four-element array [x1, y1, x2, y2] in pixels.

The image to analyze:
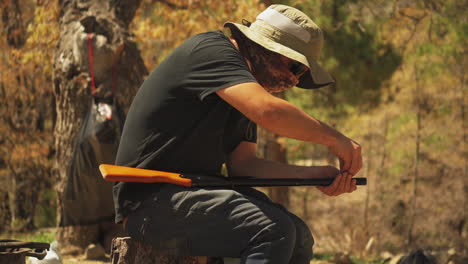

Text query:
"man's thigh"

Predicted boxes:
[[125, 184, 297, 257]]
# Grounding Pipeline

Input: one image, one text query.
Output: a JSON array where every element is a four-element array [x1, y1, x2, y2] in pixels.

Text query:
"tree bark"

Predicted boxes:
[[457, 51, 467, 254], [258, 92, 290, 207], [53, 0, 147, 253], [362, 117, 373, 255], [6, 163, 40, 231], [407, 66, 422, 247], [1, 0, 26, 48], [0, 254, 26, 264], [375, 112, 389, 253], [263, 130, 290, 207], [0, 0, 47, 232], [110, 237, 223, 264]]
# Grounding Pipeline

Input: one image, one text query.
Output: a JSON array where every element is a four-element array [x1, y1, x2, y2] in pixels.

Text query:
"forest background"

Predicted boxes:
[[0, 0, 466, 262]]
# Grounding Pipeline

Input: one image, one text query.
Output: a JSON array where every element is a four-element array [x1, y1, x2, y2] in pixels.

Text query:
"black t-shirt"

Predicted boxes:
[[113, 31, 258, 223]]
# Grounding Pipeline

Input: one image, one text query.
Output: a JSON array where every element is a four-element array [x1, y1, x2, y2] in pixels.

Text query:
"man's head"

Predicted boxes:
[[225, 4, 334, 90], [229, 26, 308, 93]]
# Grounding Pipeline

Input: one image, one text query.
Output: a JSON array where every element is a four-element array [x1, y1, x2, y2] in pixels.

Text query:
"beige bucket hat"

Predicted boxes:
[[224, 4, 334, 89]]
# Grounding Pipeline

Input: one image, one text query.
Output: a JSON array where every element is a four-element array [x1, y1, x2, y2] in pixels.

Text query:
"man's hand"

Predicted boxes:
[[299, 166, 357, 196], [317, 171, 357, 196], [328, 135, 362, 176]]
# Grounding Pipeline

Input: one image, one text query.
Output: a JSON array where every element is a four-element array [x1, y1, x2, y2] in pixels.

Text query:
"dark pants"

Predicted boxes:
[[125, 184, 314, 264]]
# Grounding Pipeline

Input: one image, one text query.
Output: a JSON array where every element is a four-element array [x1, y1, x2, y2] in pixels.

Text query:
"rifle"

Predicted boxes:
[[99, 164, 367, 187]]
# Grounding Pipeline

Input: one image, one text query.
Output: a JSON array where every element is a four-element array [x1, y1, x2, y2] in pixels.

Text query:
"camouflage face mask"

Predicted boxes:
[[248, 44, 300, 93]]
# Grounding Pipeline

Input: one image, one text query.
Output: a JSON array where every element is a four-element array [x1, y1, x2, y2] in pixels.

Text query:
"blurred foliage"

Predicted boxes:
[[133, 0, 266, 70], [0, 0, 466, 259], [284, 0, 466, 256], [0, 0, 59, 231], [1, 228, 56, 244]]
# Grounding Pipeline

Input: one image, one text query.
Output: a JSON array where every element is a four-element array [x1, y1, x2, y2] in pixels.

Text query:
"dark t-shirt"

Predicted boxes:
[[113, 31, 258, 223]]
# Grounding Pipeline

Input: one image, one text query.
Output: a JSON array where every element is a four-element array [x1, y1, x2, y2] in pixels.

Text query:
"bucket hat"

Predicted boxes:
[[224, 4, 334, 89]]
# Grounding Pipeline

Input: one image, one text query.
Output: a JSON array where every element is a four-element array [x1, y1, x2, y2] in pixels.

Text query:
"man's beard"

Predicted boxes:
[[248, 49, 299, 93]]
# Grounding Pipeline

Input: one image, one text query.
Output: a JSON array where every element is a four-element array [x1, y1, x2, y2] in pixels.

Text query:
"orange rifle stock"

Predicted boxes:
[[100, 164, 367, 187]]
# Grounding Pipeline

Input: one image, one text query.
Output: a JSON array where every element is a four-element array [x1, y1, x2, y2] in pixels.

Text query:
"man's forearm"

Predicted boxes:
[[258, 98, 343, 147], [227, 156, 338, 180], [216, 83, 344, 147]]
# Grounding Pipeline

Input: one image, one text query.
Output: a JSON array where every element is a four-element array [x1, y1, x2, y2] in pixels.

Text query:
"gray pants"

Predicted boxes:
[[125, 184, 314, 264]]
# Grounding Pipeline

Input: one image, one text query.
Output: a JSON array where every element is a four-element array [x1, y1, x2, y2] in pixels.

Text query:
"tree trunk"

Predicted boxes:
[[458, 51, 467, 254], [258, 92, 290, 207], [375, 112, 389, 253], [53, 0, 147, 253], [1, 0, 45, 232], [0, 254, 26, 264], [110, 237, 223, 264], [362, 117, 373, 256], [6, 165, 39, 231], [407, 66, 422, 247], [1, 0, 26, 48], [264, 130, 290, 207]]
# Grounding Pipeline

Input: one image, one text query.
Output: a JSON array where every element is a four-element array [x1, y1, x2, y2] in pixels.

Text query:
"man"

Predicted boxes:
[[114, 4, 362, 264]]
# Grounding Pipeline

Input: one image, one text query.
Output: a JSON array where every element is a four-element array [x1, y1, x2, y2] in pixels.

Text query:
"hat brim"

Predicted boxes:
[[224, 22, 335, 89]]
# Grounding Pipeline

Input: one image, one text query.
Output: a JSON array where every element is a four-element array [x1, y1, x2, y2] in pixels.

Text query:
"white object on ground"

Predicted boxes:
[[29, 240, 62, 264]]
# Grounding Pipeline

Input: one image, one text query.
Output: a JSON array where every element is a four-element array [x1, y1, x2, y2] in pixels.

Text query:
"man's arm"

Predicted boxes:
[[216, 82, 362, 175], [226, 141, 357, 195]]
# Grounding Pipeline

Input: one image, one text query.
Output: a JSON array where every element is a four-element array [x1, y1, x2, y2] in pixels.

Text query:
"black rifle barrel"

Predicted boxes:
[[184, 174, 367, 187]]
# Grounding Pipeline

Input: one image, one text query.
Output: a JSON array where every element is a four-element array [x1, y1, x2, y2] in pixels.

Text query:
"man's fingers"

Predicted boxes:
[[319, 173, 359, 196], [336, 173, 347, 195], [344, 172, 353, 192], [319, 174, 341, 196], [342, 157, 351, 173], [351, 179, 357, 192], [334, 173, 346, 195], [318, 172, 361, 196], [346, 177, 356, 193], [339, 158, 345, 172]]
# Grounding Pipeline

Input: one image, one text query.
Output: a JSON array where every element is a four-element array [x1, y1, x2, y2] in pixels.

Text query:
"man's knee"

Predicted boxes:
[[289, 219, 314, 264], [271, 213, 297, 244], [297, 220, 314, 249], [239, 211, 298, 263], [250, 211, 297, 253]]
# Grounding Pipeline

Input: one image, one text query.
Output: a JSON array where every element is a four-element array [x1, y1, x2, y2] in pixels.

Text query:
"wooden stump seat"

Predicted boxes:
[[0, 240, 49, 264], [110, 237, 224, 264]]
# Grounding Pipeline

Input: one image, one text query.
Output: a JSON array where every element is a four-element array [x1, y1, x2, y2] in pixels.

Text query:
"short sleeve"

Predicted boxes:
[[224, 109, 257, 154], [183, 32, 257, 101]]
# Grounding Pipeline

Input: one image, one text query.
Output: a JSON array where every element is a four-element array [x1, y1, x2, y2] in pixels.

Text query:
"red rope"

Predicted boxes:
[[88, 33, 122, 96], [87, 33, 97, 95]]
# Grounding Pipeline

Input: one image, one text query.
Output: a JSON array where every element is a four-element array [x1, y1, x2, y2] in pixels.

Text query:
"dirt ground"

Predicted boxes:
[[59, 256, 333, 264], [61, 256, 110, 264]]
